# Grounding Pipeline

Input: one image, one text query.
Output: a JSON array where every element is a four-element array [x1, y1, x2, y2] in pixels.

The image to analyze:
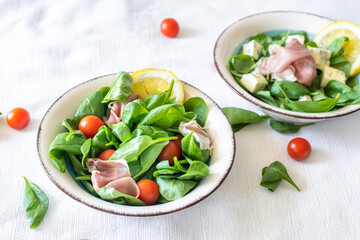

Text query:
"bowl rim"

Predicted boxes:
[[37, 73, 236, 217], [213, 10, 360, 120]]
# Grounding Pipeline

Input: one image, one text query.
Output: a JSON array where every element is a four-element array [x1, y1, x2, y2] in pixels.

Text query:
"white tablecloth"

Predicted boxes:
[[1, 0, 360, 239]]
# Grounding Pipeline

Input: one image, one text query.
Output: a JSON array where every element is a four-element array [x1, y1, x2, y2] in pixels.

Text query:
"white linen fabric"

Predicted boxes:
[[1, 0, 360, 239]]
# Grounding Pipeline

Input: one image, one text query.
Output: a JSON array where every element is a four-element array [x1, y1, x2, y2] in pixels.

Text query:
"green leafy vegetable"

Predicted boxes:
[[271, 80, 310, 100], [156, 177, 197, 201], [177, 161, 209, 180], [222, 107, 268, 132], [102, 71, 133, 104], [109, 122, 131, 142], [183, 97, 208, 127], [80, 138, 92, 167], [74, 90, 105, 119], [285, 95, 339, 113], [325, 80, 351, 98], [304, 41, 318, 48], [23, 177, 49, 229], [292, 30, 309, 42], [330, 55, 351, 77], [228, 55, 256, 74], [328, 36, 349, 57], [121, 100, 149, 128], [139, 104, 186, 129], [144, 80, 174, 110], [269, 119, 313, 133], [254, 91, 279, 107], [61, 118, 83, 141], [97, 187, 146, 206], [260, 161, 300, 192], [181, 132, 205, 162], [249, 33, 272, 45]]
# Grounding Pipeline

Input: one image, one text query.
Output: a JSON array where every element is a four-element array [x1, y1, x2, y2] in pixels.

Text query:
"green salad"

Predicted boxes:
[[228, 30, 360, 113], [48, 71, 211, 206]]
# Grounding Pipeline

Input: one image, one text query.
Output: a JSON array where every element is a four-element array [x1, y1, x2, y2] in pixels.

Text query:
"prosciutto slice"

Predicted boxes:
[[258, 39, 316, 86], [103, 93, 140, 125], [86, 158, 140, 198], [178, 120, 211, 150]]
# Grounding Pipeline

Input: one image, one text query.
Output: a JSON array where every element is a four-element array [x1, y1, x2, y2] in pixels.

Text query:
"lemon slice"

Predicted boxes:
[[313, 21, 360, 77], [131, 68, 184, 104]]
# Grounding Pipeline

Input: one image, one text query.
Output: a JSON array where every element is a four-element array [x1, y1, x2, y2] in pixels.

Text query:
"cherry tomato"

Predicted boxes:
[[98, 149, 116, 160], [78, 115, 104, 138], [137, 179, 159, 205], [6, 107, 30, 130], [160, 18, 179, 38], [158, 141, 181, 165], [287, 137, 311, 161], [173, 134, 183, 150]]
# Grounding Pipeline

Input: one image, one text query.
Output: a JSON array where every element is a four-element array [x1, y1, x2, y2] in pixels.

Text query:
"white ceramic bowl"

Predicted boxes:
[[214, 11, 360, 123], [37, 73, 235, 216]]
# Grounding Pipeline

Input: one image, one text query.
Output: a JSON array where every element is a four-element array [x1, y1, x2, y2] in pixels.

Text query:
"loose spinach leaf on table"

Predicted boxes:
[[177, 161, 209, 180], [144, 80, 174, 110], [48, 133, 87, 172], [270, 80, 310, 100], [109, 122, 131, 143], [269, 119, 313, 133], [23, 177, 49, 229], [121, 100, 149, 128], [102, 71, 133, 104], [183, 97, 208, 127], [74, 90, 105, 119], [328, 36, 349, 57], [260, 161, 300, 192], [139, 104, 186, 129], [156, 177, 197, 201], [97, 187, 146, 206], [222, 107, 269, 133], [330, 55, 351, 77]]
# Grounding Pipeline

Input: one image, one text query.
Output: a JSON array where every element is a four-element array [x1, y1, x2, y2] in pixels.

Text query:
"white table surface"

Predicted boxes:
[[1, 0, 360, 239]]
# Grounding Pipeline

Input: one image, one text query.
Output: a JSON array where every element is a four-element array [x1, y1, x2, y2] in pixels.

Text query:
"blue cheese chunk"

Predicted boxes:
[[299, 95, 312, 101], [243, 40, 263, 60], [307, 46, 332, 70], [321, 66, 346, 87], [240, 71, 268, 93], [286, 35, 305, 45]]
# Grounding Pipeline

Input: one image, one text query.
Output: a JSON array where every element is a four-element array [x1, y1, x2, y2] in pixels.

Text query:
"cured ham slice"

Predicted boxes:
[[86, 158, 140, 198], [258, 39, 316, 86], [178, 120, 211, 150], [103, 93, 140, 125], [272, 65, 297, 82]]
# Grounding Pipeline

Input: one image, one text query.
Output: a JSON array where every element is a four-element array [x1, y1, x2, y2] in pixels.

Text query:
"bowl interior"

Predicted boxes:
[[214, 11, 360, 122], [37, 74, 235, 216]]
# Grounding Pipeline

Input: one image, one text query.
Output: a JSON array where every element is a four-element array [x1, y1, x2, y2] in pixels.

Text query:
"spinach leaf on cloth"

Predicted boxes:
[[97, 187, 146, 206], [102, 71, 133, 104], [23, 177, 49, 229], [48, 132, 87, 172], [269, 119, 313, 133], [260, 161, 300, 192], [222, 107, 269, 133], [156, 177, 197, 201], [183, 97, 208, 127], [74, 90, 105, 119]]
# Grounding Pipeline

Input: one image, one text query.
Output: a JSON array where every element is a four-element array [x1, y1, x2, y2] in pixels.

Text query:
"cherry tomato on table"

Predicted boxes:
[[158, 140, 181, 165], [6, 107, 30, 130], [160, 18, 180, 38], [287, 137, 312, 161], [78, 115, 104, 138], [98, 149, 116, 160], [137, 179, 159, 205]]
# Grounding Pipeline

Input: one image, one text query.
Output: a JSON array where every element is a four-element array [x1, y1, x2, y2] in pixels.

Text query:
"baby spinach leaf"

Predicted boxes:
[[328, 36, 349, 57], [177, 161, 209, 180], [270, 30, 290, 46], [74, 175, 92, 181], [271, 80, 310, 100], [183, 97, 208, 127], [249, 33, 272, 45], [254, 91, 279, 107], [330, 55, 351, 77], [74, 90, 105, 119], [337, 86, 360, 106], [285, 94, 339, 113], [181, 132, 204, 162], [109, 122, 131, 143], [228, 55, 256, 74], [23, 177, 49, 229], [260, 161, 300, 192], [144, 80, 174, 110], [121, 101, 149, 128], [173, 157, 188, 173], [308, 74, 321, 92], [292, 30, 309, 42], [102, 71, 133, 104], [304, 41, 318, 48], [347, 77, 359, 88], [310, 89, 329, 102], [61, 118, 83, 141], [93, 126, 119, 151], [80, 138, 92, 167], [156, 177, 197, 201], [325, 80, 351, 98], [222, 107, 269, 132], [99, 86, 110, 98], [271, 31, 288, 41], [97, 187, 146, 206], [48, 133, 87, 172], [139, 104, 186, 129], [269, 119, 313, 133]]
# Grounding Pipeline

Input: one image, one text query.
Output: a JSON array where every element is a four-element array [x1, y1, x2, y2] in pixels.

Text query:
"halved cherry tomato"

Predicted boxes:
[[6, 107, 30, 130], [158, 141, 181, 165], [98, 149, 116, 160], [287, 137, 311, 161], [137, 179, 159, 205], [160, 18, 180, 38], [78, 115, 104, 138]]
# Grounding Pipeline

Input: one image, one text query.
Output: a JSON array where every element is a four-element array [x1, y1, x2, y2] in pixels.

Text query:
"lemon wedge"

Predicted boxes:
[[313, 21, 360, 77], [131, 68, 184, 104]]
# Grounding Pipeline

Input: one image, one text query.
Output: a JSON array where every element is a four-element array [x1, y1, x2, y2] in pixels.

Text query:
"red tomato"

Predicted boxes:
[[98, 149, 116, 160], [160, 18, 180, 38], [78, 115, 104, 138], [287, 137, 312, 161], [6, 107, 30, 130], [137, 179, 159, 205], [173, 134, 183, 150], [158, 141, 181, 165]]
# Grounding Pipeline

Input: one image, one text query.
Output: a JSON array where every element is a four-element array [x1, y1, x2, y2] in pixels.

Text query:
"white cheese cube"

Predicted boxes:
[[299, 95, 312, 101], [243, 40, 263, 60], [307, 46, 332, 70], [268, 44, 280, 55], [321, 66, 346, 87], [286, 35, 305, 45], [271, 67, 297, 82], [240, 71, 268, 93]]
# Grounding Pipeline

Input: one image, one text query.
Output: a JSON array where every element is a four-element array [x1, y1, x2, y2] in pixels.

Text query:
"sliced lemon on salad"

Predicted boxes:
[[313, 21, 360, 77], [131, 68, 184, 104]]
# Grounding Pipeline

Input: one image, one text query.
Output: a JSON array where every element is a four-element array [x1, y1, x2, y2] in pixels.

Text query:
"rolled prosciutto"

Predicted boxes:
[[103, 93, 140, 125]]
